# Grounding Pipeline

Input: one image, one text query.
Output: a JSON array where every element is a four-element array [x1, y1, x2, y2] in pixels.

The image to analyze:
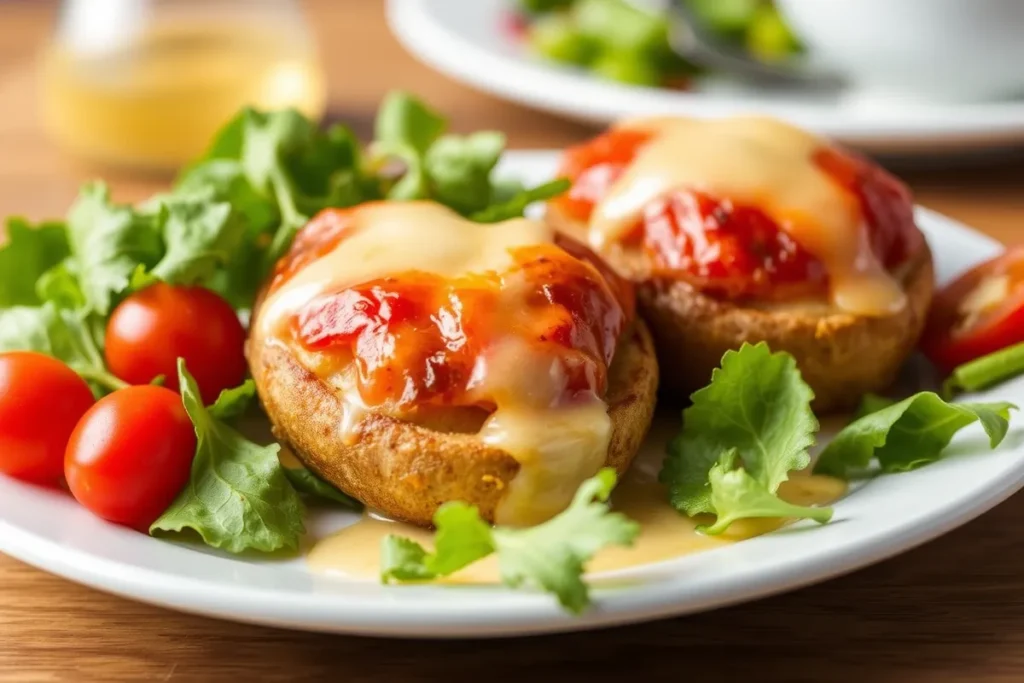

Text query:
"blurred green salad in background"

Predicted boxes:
[[512, 0, 801, 87]]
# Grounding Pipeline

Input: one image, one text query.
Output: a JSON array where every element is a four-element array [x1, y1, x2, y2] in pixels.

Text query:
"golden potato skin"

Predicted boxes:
[[548, 205, 935, 412], [249, 322, 658, 527]]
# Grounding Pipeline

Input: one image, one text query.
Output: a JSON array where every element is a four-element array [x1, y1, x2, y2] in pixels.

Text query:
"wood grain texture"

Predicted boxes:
[[2, 1, 1024, 681]]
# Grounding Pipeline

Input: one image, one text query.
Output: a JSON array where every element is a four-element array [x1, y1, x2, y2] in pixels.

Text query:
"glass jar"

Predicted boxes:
[[40, 0, 327, 171]]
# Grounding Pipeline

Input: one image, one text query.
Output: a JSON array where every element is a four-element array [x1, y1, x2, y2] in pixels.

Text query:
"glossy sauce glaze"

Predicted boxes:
[[307, 465, 847, 582], [552, 117, 924, 315], [254, 202, 634, 526]]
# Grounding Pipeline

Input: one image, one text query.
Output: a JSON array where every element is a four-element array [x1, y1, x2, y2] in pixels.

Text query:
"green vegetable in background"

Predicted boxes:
[[518, 0, 802, 85], [528, 13, 598, 65], [815, 392, 1016, 479], [150, 362, 306, 553], [381, 468, 638, 613], [590, 48, 662, 86], [573, 0, 668, 55], [687, 0, 760, 35], [660, 343, 830, 533], [518, 0, 574, 14], [745, 3, 801, 62]]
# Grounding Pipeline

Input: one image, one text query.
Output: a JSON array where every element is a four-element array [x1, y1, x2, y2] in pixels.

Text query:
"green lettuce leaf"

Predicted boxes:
[[659, 343, 832, 534], [471, 178, 571, 223], [199, 108, 372, 270], [0, 218, 70, 306], [35, 261, 87, 310], [815, 392, 1017, 478], [373, 91, 448, 201], [209, 379, 256, 421], [423, 132, 506, 214], [282, 466, 363, 509], [0, 303, 125, 393], [381, 468, 638, 613], [660, 342, 818, 516], [150, 361, 305, 553], [176, 160, 278, 236], [66, 182, 163, 315], [699, 450, 833, 535], [147, 192, 244, 287]]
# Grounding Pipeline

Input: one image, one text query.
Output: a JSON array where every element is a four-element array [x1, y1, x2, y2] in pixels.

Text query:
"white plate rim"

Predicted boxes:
[[0, 150, 1020, 638], [386, 0, 1024, 154]]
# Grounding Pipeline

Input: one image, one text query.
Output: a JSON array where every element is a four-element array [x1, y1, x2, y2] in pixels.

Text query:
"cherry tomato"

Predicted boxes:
[[105, 283, 247, 404], [0, 352, 95, 484], [65, 385, 197, 530], [922, 246, 1024, 374]]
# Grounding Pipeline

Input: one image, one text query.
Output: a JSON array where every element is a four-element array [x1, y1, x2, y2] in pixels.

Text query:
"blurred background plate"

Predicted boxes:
[[388, 0, 1024, 157]]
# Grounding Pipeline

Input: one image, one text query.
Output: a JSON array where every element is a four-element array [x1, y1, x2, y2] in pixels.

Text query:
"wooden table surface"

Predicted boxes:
[[2, 1, 1024, 681]]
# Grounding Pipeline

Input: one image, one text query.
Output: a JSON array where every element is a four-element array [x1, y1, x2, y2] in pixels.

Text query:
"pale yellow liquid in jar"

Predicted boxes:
[[306, 470, 847, 583], [41, 19, 326, 169]]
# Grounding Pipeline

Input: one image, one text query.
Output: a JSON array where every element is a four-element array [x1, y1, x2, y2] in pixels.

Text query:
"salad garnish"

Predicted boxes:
[[381, 468, 639, 613], [815, 393, 1015, 479], [659, 342, 831, 534], [150, 361, 306, 553]]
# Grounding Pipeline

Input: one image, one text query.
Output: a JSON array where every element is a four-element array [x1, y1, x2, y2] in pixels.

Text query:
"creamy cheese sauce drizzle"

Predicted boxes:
[[306, 468, 847, 582], [590, 116, 905, 317], [258, 202, 553, 338], [253, 201, 616, 527]]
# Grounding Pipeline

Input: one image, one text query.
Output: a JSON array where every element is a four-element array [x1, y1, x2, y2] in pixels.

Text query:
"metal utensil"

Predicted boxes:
[[662, 0, 844, 91]]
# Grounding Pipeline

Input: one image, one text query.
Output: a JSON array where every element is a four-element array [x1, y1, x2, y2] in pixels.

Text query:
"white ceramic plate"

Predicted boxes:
[[387, 0, 1024, 156], [0, 151, 1021, 638]]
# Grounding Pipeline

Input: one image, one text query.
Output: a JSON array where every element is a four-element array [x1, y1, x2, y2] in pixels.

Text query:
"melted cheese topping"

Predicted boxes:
[[591, 116, 906, 316], [258, 202, 553, 337], [253, 201, 615, 526]]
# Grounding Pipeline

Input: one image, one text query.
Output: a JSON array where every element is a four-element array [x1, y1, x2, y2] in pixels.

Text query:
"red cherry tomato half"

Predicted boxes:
[[65, 385, 197, 530], [922, 246, 1024, 374], [0, 352, 95, 484], [105, 283, 247, 404]]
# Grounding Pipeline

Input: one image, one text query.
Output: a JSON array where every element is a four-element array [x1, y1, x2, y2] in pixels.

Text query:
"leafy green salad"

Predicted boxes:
[[514, 0, 802, 87]]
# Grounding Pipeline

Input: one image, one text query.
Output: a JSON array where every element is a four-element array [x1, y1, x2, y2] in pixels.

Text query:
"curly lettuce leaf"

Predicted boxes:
[[699, 450, 833, 535], [208, 379, 256, 421], [66, 182, 164, 315], [0, 218, 70, 306], [148, 192, 244, 286], [660, 342, 818, 516], [0, 303, 124, 394], [150, 361, 305, 553], [373, 91, 566, 219], [815, 392, 1016, 478], [658, 343, 832, 534], [381, 468, 637, 613]]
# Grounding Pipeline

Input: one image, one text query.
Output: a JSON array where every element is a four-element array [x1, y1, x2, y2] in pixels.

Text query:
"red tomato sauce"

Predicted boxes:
[[551, 129, 924, 301], [271, 208, 633, 412]]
